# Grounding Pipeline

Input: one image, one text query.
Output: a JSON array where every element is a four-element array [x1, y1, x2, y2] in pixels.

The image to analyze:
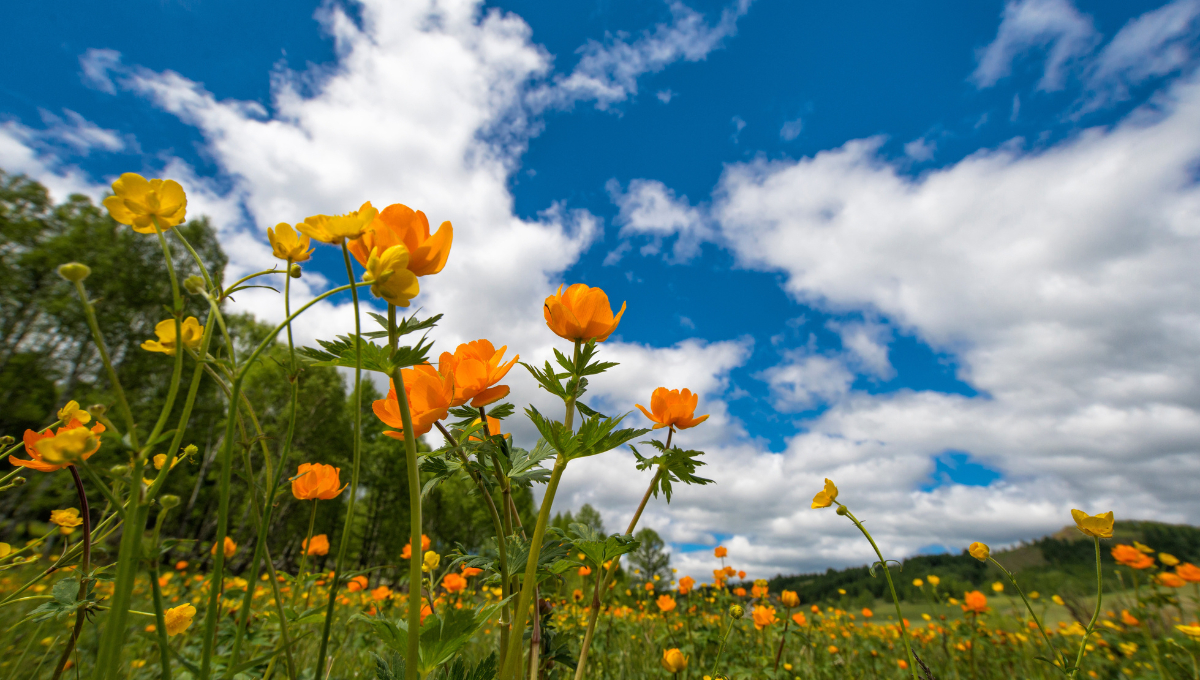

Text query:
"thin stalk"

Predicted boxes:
[[773, 610, 791, 671], [294, 500, 319, 606], [838, 503, 920, 680], [708, 618, 736, 678], [70, 280, 138, 449], [988, 557, 1064, 666], [50, 466, 91, 680], [314, 244, 365, 680], [144, 218, 186, 452], [1070, 537, 1104, 678], [149, 509, 174, 680], [394, 364, 424, 680]]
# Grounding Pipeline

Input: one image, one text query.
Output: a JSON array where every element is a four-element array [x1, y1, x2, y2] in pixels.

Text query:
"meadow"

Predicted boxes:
[[2, 170, 1200, 680]]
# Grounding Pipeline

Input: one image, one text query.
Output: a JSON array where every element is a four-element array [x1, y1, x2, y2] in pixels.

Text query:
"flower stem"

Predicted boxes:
[[988, 557, 1064, 666], [314, 244, 365, 680], [148, 508, 174, 680], [1070, 537, 1104, 678], [839, 504, 920, 680], [49, 466, 91, 680], [295, 500, 319, 606]]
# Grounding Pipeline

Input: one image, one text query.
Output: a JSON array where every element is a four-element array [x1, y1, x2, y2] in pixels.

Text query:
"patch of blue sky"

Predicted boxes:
[[922, 450, 1003, 492], [673, 532, 731, 554]]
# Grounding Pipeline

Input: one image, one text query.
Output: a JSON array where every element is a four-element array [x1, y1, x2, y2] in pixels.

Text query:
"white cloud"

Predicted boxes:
[[530, 0, 752, 111], [1083, 0, 1200, 109], [779, 117, 803, 141], [730, 115, 746, 142], [0, 120, 112, 202], [607, 178, 712, 262], [973, 0, 1098, 90], [656, 89, 676, 104], [79, 48, 121, 95], [759, 352, 854, 411], [903, 136, 935, 161], [829, 318, 894, 379]]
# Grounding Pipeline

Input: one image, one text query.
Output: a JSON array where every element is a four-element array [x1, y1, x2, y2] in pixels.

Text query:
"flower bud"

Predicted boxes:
[[0, 435, 14, 447], [183, 444, 198, 460], [728, 604, 745, 619], [110, 464, 130, 476], [183, 276, 206, 295], [88, 404, 107, 418], [160, 494, 181, 509], [57, 262, 91, 282], [289, 263, 302, 278], [8, 476, 25, 487], [968, 542, 990, 562], [835, 505, 848, 516]]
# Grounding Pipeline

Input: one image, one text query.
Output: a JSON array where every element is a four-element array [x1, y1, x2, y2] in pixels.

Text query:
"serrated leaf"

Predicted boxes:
[[52, 577, 78, 605], [575, 402, 607, 420]]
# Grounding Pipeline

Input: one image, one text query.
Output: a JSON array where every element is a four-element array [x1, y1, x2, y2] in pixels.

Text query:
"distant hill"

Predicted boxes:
[[762, 520, 1200, 607]]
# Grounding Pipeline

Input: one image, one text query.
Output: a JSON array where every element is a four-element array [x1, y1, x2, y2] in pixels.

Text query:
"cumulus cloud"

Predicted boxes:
[[973, 0, 1099, 90], [1083, 0, 1200, 109], [531, 0, 752, 111], [607, 178, 712, 262]]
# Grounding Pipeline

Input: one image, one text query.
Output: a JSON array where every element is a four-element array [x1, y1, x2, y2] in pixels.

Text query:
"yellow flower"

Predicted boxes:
[[298, 202, 378, 245], [661, 649, 688, 673], [810, 478, 838, 509], [1133, 541, 1154, 554], [50, 508, 83, 535], [968, 542, 990, 561], [153, 453, 182, 471], [141, 317, 204, 356], [912, 578, 924, 587], [927, 575, 940, 586], [1052, 595, 1065, 605], [103, 173, 188, 234], [267, 223, 313, 263], [1119, 641, 1139, 656], [1070, 509, 1114, 538], [362, 245, 420, 307], [1159, 553, 1180, 567], [991, 581, 1004, 593], [0, 543, 10, 558], [423, 550, 441, 573], [1176, 625, 1200, 639], [164, 604, 196, 636], [34, 426, 101, 466], [780, 590, 800, 608], [211, 536, 237, 559], [56, 401, 91, 425]]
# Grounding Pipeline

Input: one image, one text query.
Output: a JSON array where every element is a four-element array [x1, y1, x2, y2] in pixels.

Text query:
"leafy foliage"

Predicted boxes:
[[630, 439, 715, 503]]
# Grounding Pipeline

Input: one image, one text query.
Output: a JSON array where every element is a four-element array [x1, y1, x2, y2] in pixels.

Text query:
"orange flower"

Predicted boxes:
[[1177, 563, 1200, 583], [962, 591, 987, 614], [572, 588, 584, 602], [644, 582, 655, 592], [792, 612, 808, 626], [304, 534, 330, 556], [678, 576, 695, 595], [346, 575, 369, 592], [1121, 610, 1139, 626], [1158, 573, 1186, 588], [1112, 544, 1155, 569], [752, 605, 777, 630], [348, 203, 453, 277], [373, 365, 454, 438], [210, 536, 237, 559], [738, 570, 746, 580], [420, 603, 432, 623], [439, 340, 518, 407], [780, 590, 800, 608], [443, 573, 467, 593], [401, 535, 432, 560], [461, 566, 482, 578], [661, 649, 687, 674], [714, 546, 728, 558], [635, 387, 709, 430], [578, 566, 593, 577], [751, 585, 768, 598], [861, 608, 873, 618], [11, 420, 105, 472], [175, 561, 189, 571], [734, 588, 746, 597], [723, 566, 736, 577], [291, 463, 345, 500], [656, 595, 677, 612], [543, 283, 626, 343], [468, 416, 509, 442]]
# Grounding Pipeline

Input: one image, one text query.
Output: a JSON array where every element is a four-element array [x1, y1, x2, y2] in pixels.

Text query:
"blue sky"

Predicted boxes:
[[6, 0, 1200, 578]]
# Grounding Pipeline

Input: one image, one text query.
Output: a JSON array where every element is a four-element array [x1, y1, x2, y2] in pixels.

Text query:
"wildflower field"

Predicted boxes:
[[3, 170, 1200, 680]]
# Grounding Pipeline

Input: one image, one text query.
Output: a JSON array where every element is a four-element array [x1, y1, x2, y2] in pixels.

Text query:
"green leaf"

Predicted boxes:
[[574, 402, 607, 420], [299, 333, 434, 374], [629, 441, 714, 503], [52, 577, 78, 605], [522, 361, 568, 399]]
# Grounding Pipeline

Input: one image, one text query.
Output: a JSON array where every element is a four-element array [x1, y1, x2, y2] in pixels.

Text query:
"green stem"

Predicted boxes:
[[314, 244, 365, 680], [708, 617, 736, 678], [839, 503, 920, 680], [50, 466, 91, 680], [70, 280, 138, 450], [149, 509, 174, 680], [295, 500, 319, 606], [988, 557, 1064, 666], [395, 365, 424, 680], [1070, 537, 1104, 678], [143, 217, 186, 455]]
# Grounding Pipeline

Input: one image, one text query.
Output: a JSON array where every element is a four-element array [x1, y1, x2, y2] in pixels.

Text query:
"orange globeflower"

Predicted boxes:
[[578, 566, 593, 577], [714, 546, 728, 558], [371, 585, 393, 601], [401, 535, 432, 560], [678, 576, 696, 595], [443, 573, 467, 593], [304, 534, 330, 556], [723, 566, 736, 578], [661, 649, 687, 674], [1112, 545, 1155, 569], [543, 283, 626, 343], [962, 591, 987, 614], [1177, 563, 1200, 583], [439, 340, 519, 407], [211, 536, 237, 559], [861, 608, 873, 618], [1121, 610, 1139, 626], [291, 463, 345, 500], [461, 566, 482, 578], [349, 203, 453, 277], [738, 571, 747, 580], [12, 420, 105, 472], [780, 590, 800, 608], [792, 612, 808, 626], [636, 388, 709, 430], [656, 594, 677, 612], [468, 416, 509, 442], [373, 365, 454, 439], [752, 605, 778, 630], [346, 575, 369, 592], [734, 588, 747, 597], [1158, 573, 1186, 588]]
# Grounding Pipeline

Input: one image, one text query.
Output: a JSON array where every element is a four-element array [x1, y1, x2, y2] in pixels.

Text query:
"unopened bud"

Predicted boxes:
[[57, 263, 91, 282], [183, 444, 198, 460], [728, 604, 745, 619], [110, 464, 130, 476], [289, 263, 302, 278], [0, 435, 14, 447], [87, 404, 107, 418], [9, 477, 25, 487], [160, 494, 181, 509], [836, 505, 849, 516], [183, 276, 206, 295]]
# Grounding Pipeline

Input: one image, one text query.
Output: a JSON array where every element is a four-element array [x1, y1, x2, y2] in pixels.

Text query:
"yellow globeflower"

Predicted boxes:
[[142, 317, 204, 356], [927, 575, 940, 586], [362, 245, 420, 307], [56, 400, 91, 425], [1070, 509, 1114, 538], [1176, 625, 1200, 639], [912, 579, 924, 587], [423, 550, 441, 573], [298, 202, 378, 245], [968, 542, 990, 561], [103, 173, 188, 234], [811, 478, 838, 509], [991, 581, 1004, 593], [164, 604, 196, 636], [1159, 553, 1180, 567], [0, 543, 10, 558], [660, 649, 687, 673], [267, 223, 313, 263], [50, 508, 84, 535]]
